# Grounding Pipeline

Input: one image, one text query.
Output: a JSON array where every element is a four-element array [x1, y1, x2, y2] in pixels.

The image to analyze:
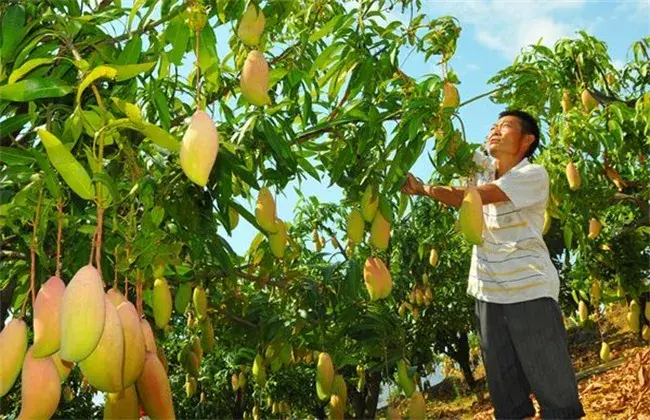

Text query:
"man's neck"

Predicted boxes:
[[494, 155, 524, 179]]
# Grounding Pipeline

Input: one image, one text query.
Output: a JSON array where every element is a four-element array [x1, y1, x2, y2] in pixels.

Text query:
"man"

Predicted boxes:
[[401, 110, 585, 419]]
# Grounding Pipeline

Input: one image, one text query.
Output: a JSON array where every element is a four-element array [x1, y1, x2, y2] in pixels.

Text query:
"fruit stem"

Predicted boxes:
[[21, 186, 45, 317], [136, 269, 143, 316], [113, 246, 119, 289], [95, 131, 105, 286], [195, 27, 202, 110], [55, 197, 64, 278], [458, 86, 504, 109]]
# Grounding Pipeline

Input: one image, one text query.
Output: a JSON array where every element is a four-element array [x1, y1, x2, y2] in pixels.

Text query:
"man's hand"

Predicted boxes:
[[401, 173, 426, 196]]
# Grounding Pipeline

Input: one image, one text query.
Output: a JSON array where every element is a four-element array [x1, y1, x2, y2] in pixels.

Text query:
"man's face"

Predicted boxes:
[[486, 116, 530, 158]]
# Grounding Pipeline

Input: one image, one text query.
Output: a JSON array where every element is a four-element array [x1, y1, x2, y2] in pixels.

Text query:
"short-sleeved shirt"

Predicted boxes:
[[466, 156, 560, 304]]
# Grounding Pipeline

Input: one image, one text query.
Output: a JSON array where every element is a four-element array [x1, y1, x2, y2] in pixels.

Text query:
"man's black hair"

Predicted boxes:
[[498, 110, 540, 158]]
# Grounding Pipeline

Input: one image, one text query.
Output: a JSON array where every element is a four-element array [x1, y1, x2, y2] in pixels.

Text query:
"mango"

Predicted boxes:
[[581, 89, 598, 112], [180, 110, 219, 187], [360, 185, 378, 222], [328, 395, 343, 420], [241, 50, 271, 106], [79, 296, 125, 392], [0, 318, 28, 396], [542, 210, 551, 235], [356, 366, 366, 390], [200, 317, 215, 351], [104, 385, 139, 420], [387, 406, 402, 420], [626, 311, 640, 333], [60, 264, 106, 362], [642, 325, 650, 342], [363, 256, 392, 300], [332, 374, 347, 407], [141, 318, 157, 352], [459, 188, 484, 245], [185, 375, 197, 398], [442, 83, 460, 108], [369, 211, 390, 251], [316, 352, 335, 401], [174, 283, 192, 314], [136, 351, 175, 419], [229, 207, 240, 230], [252, 354, 267, 387], [117, 301, 146, 387], [588, 219, 602, 239], [591, 280, 600, 303], [408, 392, 425, 420], [193, 286, 208, 319], [255, 187, 277, 233], [191, 336, 203, 364], [152, 278, 172, 328], [605, 166, 625, 191], [18, 348, 61, 420], [561, 90, 572, 113], [578, 300, 588, 324], [645, 302, 650, 322], [32, 276, 66, 358], [429, 249, 439, 267], [231, 373, 240, 390], [269, 218, 287, 258], [237, 3, 266, 46], [630, 299, 641, 315], [565, 162, 580, 191], [239, 371, 247, 388], [106, 288, 126, 307], [600, 341, 611, 362], [397, 359, 415, 397], [157, 347, 168, 374], [51, 351, 73, 382]]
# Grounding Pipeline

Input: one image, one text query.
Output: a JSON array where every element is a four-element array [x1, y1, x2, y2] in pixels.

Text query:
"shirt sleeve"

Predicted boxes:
[[492, 163, 549, 209]]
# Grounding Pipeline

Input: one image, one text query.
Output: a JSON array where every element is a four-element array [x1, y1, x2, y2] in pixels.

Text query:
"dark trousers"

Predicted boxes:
[[475, 297, 586, 419]]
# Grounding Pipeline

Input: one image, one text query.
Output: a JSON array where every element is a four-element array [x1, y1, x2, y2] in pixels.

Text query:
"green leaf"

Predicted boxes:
[[112, 61, 156, 82], [0, 79, 72, 102], [1, 5, 26, 61], [30, 150, 61, 199], [92, 172, 119, 207], [297, 156, 320, 181], [0, 146, 35, 165], [308, 14, 343, 43], [563, 224, 573, 250], [117, 35, 142, 65], [165, 16, 189, 65], [139, 123, 179, 151], [8, 58, 54, 84], [378, 195, 394, 224], [0, 113, 31, 135], [152, 90, 170, 129], [77, 65, 118, 104], [37, 129, 95, 200]]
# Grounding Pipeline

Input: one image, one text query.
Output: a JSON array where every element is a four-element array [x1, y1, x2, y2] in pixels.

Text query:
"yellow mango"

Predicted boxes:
[[193, 286, 208, 319], [630, 300, 641, 315], [578, 300, 588, 324], [180, 110, 219, 187], [269, 218, 287, 258], [328, 394, 343, 420], [360, 185, 378, 222], [136, 351, 175, 419], [18, 348, 60, 420], [200, 317, 215, 351], [316, 352, 335, 401], [642, 325, 650, 342], [565, 162, 580, 191], [191, 336, 203, 364], [441, 83, 460, 108], [32, 276, 66, 358], [429, 249, 439, 267], [0, 318, 28, 396], [141, 318, 157, 352], [237, 3, 266, 46], [581, 89, 598, 112], [599, 341, 611, 362], [543, 210, 551, 235], [231, 373, 240, 390], [152, 278, 172, 328], [106, 288, 127, 307], [185, 375, 197, 398], [255, 187, 278, 233], [626, 311, 640, 333], [369, 211, 390, 251], [591, 280, 601, 303], [588, 219, 602, 239], [104, 385, 139, 420], [252, 354, 267, 386], [408, 392, 425, 420], [241, 50, 271, 106], [50, 351, 73, 382], [79, 296, 125, 392], [332, 374, 347, 407], [561, 90, 572, 113], [645, 302, 650, 322], [60, 264, 106, 362], [459, 188, 484, 245], [117, 301, 146, 387], [346, 210, 364, 244]]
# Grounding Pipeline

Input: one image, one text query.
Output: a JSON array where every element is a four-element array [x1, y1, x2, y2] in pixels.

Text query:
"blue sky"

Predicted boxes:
[[217, 0, 649, 256], [111, 0, 649, 256]]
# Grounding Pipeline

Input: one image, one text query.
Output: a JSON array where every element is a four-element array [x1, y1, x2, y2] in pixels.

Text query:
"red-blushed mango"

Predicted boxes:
[[79, 296, 125, 392], [269, 218, 287, 258], [331, 374, 347, 407], [588, 218, 602, 239], [193, 286, 208, 320], [237, 3, 266, 46], [106, 287, 127, 307], [565, 162, 581, 191], [255, 187, 277, 233], [241, 50, 271, 106], [104, 385, 139, 420], [60, 265, 106, 362], [140, 318, 157, 352], [136, 351, 175, 419], [363, 257, 392, 301], [18, 347, 60, 420], [409, 392, 425, 420], [347, 209, 364, 244], [180, 110, 219, 187], [33, 276, 66, 358], [0, 318, 28, 396], [369, 211, 390, 251], [152, 278, 172, 328], [442, 83, 460, 108], [157, 347, 168, 374], [316, 352, 335, 401], [117, 301, 146, 387], [360, 185, 378, 222], [50, 351, 73, 382], [328, 395, 343, 420], [581, 89, 598, 112], [459, 188, 484, 245], [387, 406, 402, 420]]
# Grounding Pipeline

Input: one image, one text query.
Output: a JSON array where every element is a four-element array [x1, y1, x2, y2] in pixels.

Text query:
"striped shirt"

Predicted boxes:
[[466, 156, 560, 304]]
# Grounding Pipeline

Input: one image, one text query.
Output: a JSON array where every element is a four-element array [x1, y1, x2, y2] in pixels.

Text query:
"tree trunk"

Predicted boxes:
[[232, 388, 244, 419], [363, 371, 382, 419]]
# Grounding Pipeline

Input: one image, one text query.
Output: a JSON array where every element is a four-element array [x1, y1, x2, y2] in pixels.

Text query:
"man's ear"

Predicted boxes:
[[521, 133, 535, 155]]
